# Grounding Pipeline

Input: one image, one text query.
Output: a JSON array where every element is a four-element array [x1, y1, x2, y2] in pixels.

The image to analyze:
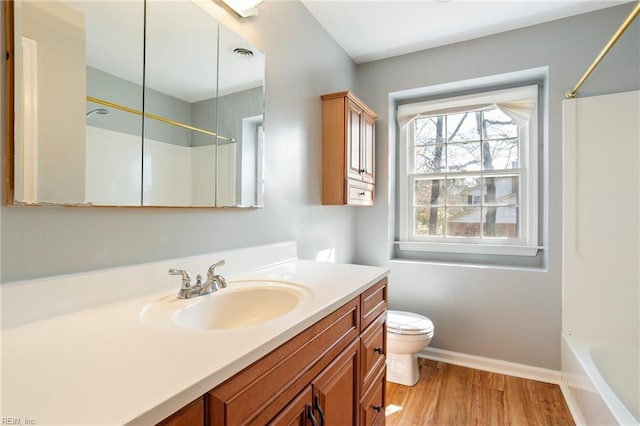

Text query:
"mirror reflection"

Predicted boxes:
[[216, 25, 265, 207], [10, 0, 265, 208]]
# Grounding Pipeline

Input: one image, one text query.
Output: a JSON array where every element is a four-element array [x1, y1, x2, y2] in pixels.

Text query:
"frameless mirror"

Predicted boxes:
[[7, 0, 265, 208], [143, 0, 221, 207], [216, 25, 265, 207], [82, 0, 145, 206]]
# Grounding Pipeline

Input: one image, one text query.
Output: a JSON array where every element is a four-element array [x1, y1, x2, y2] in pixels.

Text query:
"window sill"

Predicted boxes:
[[395, 241, 542, 257]]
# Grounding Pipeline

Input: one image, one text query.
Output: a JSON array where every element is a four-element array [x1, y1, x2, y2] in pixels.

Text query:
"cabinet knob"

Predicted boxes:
[[374, 347, 383, 355], [373, 405, 383, 413], [359, 169, 366, 173], [359, 192, 366, 196]]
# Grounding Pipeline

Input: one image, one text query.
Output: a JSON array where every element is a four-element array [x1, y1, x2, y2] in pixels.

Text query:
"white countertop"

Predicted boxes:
[[1, 255, 388, 425]]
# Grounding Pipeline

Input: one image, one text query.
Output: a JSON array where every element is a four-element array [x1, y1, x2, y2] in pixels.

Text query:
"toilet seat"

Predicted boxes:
[[387, 310, 433, 335]]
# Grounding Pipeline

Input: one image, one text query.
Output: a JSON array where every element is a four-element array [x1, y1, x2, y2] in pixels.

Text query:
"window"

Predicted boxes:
[[397, 85, 539, 256]]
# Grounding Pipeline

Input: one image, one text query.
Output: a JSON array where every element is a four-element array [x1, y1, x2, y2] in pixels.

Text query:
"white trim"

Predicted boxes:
[[419, 347, 562, 384], [559, 383, 587, 426], [397, 241, 541, 256]]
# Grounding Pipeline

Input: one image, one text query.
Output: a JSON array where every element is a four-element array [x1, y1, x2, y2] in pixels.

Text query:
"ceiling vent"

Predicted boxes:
[[229, 44, 255, 59]]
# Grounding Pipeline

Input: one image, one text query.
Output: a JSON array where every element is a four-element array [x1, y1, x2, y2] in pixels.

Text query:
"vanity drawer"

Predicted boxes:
[[361, 278, 387, 330], [208, 297, 360, 425], [360, 366, 386, 426], [347, 180, 374, 205], [360, 313, 386, 391]]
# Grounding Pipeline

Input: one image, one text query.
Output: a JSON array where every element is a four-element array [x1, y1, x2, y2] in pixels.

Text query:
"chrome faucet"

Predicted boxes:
[[202, 260, 228, 293], [168, 260, 227, 299]]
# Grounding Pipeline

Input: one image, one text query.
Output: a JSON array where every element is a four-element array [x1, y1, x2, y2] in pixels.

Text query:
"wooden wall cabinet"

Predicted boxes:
[[156, 278, 387, 426], [322, 91, 378, 206]]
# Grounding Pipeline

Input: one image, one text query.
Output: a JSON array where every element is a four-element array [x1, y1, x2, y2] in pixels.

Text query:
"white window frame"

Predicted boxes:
[[397, 85, 540, 256]]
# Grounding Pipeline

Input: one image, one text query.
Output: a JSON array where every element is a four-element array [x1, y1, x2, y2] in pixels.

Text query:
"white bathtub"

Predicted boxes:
[[562, 334, 639, 425]]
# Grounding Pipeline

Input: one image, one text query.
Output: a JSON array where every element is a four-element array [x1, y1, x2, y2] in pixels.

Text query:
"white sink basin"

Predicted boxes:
[[141, 280, 311, 331]]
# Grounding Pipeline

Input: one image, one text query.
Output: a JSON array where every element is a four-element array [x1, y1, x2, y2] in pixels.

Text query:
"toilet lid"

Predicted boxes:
[[387, 310, 434, 335]]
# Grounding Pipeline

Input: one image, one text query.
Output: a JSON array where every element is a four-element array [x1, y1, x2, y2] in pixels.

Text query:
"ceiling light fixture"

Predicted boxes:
[[218, 0, 263, 18]]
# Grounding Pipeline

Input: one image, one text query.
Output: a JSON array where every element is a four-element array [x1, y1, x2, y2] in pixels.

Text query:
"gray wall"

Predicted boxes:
[[1, 1, 357, 282], [354, 3, 640, 369], [191, 86, 263, 149], [216, 86, 264, 147]]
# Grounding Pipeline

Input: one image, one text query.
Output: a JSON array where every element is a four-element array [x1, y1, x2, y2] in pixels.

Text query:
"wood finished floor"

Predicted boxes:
[[385, 359, 574, 426]]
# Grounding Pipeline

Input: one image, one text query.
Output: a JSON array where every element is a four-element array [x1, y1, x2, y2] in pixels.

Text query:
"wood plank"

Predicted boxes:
[[431, 363, 473, 425], [386, 359, 574, 426]]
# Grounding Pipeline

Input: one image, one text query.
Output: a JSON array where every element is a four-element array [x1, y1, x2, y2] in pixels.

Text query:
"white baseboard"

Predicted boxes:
[[559, 383, 587, 426], [419, 347, 562, 385]]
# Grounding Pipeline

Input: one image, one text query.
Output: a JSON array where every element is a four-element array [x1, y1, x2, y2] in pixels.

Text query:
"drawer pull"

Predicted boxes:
[[307, 404, 318, 426], [374, 347, 384, 355], [373, 405, 382, 413], [314, 394, 325, 426]]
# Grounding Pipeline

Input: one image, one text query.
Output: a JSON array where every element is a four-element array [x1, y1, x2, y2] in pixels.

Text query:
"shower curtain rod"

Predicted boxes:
[[86, 96, 235, 142], [565, 1, 640, 99]]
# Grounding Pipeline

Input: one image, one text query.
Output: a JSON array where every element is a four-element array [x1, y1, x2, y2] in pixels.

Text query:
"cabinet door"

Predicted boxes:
[[361, 113, 375, 184], [347, 100, 363, 181], [311, 339, 359, 426], [268, 385, 316, 426]]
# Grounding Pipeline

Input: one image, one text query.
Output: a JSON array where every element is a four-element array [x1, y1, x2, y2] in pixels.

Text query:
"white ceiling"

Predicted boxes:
[[300, 0, 631, 64]]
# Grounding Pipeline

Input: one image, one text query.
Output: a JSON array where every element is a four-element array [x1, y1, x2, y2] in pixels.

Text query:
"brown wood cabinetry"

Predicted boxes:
[[156, 398, 204, 426], [311, 339, 359, 425], [322, 91, 378, 206], [156, 278, 387, 426], [359, 278, 387, 426], [360, 366, 386, 426]]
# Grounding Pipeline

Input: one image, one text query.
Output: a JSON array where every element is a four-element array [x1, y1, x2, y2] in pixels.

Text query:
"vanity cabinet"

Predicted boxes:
[[156, 397, 204, 426], [207, 297, 360, 425], [156, 278, 387, 426], [321, 91, 378, 206], [272, 339, 359, 426], [358, 279, 387, 426]]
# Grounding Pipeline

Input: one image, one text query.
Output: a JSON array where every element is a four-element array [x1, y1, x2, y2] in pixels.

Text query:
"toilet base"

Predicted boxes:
[[386, 352, 420, 386]]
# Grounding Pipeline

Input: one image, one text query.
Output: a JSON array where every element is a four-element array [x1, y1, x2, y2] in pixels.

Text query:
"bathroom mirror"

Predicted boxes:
[[6, 0, 265, 208], [216, 25, 265, 207]]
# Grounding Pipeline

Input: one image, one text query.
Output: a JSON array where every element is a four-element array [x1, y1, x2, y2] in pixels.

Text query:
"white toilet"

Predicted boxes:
[[386, 310, 434, 386]]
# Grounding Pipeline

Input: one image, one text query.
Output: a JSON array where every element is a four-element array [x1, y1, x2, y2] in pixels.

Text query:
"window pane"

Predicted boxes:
[[415, 145, 445, 173], [447, 142, 481, 172], [446, 176, 481, 205], [415, 207, 445, 236], [484, 139, 519, 170], [414, 179, 444, 206], [415, 116, 445, 144], [483, 108, 518, 139], [483, 206, 519, 238], [483, 175, 518, 205], [447, 112, 480, 142], [447, 206, 481, 237]]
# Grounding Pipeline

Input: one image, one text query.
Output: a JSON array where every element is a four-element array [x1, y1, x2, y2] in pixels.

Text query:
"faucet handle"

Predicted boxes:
[[168, 269, 191, 289], [207, 259, 225, 278]]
